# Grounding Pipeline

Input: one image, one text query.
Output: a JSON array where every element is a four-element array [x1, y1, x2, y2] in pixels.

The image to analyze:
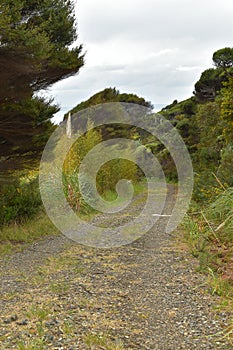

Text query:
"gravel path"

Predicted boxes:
[[0, 185, 232, 349]]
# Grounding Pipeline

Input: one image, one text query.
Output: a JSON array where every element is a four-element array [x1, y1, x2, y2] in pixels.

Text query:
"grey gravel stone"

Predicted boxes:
[[0, 185, 232, 349]]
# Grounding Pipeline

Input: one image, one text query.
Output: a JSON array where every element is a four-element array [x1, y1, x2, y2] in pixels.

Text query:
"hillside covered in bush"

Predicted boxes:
[[160, 47, 233, 198], [159, 48, 233, 304]]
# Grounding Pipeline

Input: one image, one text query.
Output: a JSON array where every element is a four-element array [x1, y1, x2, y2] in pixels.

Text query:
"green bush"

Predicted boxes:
[[183, 186, 233, 281], [0, 172, 42, 227], [96, 159, 138, 194], [62, 124, 140, 211], [206, 187, 233, 243], [217, 146, 233, 186]]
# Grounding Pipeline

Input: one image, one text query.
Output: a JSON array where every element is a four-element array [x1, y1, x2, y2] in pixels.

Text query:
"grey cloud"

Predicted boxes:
[[79, 0, 233, 44], [48, 0, 233, 123]]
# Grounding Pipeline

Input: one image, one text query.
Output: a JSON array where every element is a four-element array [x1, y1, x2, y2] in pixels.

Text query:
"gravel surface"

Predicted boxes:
[[0, 185, 232, 349]]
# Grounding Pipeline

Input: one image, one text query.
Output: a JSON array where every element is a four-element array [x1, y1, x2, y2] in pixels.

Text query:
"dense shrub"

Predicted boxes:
[[0, 172, 41, 227], [62, 126, 140, 211]]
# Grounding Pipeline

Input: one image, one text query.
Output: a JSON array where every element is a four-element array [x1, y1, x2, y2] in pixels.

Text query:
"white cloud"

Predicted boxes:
[[47, 0, 233, 123], [176, 66, 202, 72]]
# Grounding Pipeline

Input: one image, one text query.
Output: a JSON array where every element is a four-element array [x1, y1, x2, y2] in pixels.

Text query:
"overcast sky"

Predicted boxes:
[[46, 0, 233, 123]]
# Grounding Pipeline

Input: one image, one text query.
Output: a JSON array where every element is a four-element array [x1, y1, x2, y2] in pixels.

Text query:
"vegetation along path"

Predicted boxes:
[[0, 186, 232, 349]]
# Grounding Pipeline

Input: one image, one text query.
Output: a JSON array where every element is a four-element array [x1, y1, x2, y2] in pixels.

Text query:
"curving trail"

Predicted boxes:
[[0, 186, 231, 349]]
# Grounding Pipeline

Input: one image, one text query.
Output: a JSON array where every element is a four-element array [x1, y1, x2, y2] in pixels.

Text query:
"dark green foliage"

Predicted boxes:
[[0, 0, 84, 96], [160, 98, 199, 149], [0, 173, 42, 227], [194, 68, 227, 102], [213, 47, 233, 69], [65, 88, 153, 146], [161, 99, 178, 112], [181, 99, 196, 115], [65, 87, 153, 118], [194, 48, 233, 103], [219, 77, 233, 142], [0, 97, 58, 172], [195, 102, 223, 167], [0, 0, 84, 171], [217, 146, 233, 187], [161, 47, 233, 201], [181, 82, 233, 289]]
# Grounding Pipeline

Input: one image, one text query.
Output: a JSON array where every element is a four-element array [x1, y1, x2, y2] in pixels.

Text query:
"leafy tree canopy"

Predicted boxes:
[[159, 47, 233, 190], [213, 47, 233, 69], [0, 0, 84, 100], [0, 0, 84, 172], [194, 48, 233, 102]]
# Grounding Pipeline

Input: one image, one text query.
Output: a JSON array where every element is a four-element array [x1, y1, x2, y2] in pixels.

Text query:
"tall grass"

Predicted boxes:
[[0, 125, 145, 252], [62, 125, 141, 213], [183, 185, 233, 298], [206, 187, 233, 243], [0, 211, 59, 255]]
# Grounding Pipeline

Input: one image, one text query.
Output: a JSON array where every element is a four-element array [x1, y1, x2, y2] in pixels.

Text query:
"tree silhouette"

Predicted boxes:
[[0, 0, 84, 172]]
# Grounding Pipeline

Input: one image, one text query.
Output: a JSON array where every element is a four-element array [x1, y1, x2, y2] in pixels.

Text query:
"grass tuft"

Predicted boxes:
[[0, 211, 59, 256]]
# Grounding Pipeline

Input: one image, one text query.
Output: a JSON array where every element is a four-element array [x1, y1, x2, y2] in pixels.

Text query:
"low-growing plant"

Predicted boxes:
[[0, 171, 41, 227], [84, 332, 125, 350], [183, 185, 233, 298], [49, 281, 69, 294], [207, 267, 233, 298], [26, 305, 50, 323], [0, 211, 58, 246], [206, 187, 233, 243], [182, 214, 207, 258], [17, 339, 46, 350]]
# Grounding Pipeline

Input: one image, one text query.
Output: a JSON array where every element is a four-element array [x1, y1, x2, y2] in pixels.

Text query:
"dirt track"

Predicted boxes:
[[0, 186, 231, 349]]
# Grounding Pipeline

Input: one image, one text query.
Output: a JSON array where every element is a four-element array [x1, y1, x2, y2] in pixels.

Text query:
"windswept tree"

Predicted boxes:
[[194, 48, 233, 102], [213, 47, 233, 70], [0, 0, 84, 171]]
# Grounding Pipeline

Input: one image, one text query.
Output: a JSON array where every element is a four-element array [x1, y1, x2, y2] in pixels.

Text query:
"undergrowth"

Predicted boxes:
[[182, 182, 233, 345], [0, 211, 59, 256], [0, 170, 42, 227]]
